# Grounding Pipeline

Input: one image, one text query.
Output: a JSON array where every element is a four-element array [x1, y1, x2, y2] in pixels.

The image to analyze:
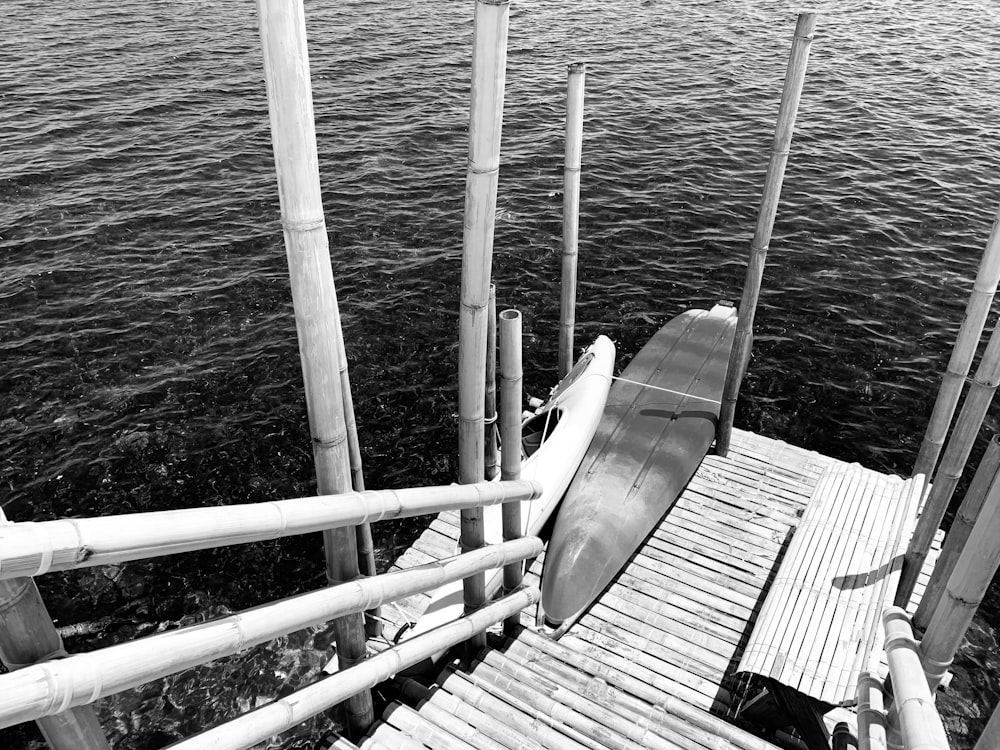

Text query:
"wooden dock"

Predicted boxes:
[[358, 428, 941, 749]]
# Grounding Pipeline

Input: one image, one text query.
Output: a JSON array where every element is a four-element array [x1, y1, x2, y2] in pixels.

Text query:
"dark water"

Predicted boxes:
[[2, 0, 999, 746]]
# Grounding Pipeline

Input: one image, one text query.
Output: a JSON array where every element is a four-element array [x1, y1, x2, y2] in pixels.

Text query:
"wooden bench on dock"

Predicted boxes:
[[735, 462, 926, 746]]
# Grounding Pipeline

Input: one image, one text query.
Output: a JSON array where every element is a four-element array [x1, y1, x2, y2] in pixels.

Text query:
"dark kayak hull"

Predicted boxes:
[[539, 304, 738, 635]]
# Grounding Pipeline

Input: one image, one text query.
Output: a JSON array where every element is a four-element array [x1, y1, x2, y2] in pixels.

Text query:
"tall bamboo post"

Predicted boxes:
[[856, 673, 887, 750], [256, 0, 372, 734], [715, 12, 816, 457], [914, 434, 1000, 628], [882, 608, 950, 750], [457, 0, 510, 653], [499, 308, 524, 635], [974, 699, 1000, 750], [897, 317, 1000, 607], [333, 295, 380, 638], [558, 63, 586, 379], [913, 206, 1000, 481], [0, 510, 110, 750], [485, 284, 499, 480], [919, 457, 1000, 694]]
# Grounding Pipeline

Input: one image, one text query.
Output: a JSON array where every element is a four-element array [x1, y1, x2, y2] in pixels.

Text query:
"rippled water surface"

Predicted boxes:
[[2, 0, 1000, 747]]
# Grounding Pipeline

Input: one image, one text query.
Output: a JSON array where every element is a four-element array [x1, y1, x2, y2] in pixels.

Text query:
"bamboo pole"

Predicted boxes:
[[882, 608, 950, 750], [0, 511, 111, 749], [915, 433, 1000, 628], [913, 206, 1000, 480], [857, 672, 888, 750], [0, 479, 542, 579], [485, 284, 499, 480], [0, 539, 541, 729], [974, 699, 1000, 750], [163, 588, 537, 750], [558, 63, 586, 380], [256, 0, 372, 732], [457, 0, 510, 653], [832, 723, 855, 750], [919, 454, 1000, 694], [499, 308, 524, 635], [897, 317, 1000, 606], [334, 294, 380, 638], [715, 12, 817, 457]]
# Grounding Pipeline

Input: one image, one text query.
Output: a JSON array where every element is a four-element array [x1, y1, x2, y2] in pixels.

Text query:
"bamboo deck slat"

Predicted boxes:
[[370, 428, 942, 748]]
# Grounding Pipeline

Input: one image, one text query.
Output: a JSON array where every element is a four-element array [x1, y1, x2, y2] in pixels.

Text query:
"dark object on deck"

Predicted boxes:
[[539, 304, 737, 634]]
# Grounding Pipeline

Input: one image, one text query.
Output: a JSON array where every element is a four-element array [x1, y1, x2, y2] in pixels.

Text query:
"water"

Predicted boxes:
[[2, 0, 999, 746]]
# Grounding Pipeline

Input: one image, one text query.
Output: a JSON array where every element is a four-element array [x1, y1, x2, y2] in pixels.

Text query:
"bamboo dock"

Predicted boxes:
[[364, 427, 943, 748]]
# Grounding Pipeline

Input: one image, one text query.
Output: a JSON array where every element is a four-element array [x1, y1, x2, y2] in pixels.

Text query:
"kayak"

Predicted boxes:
[[400, 334, 615, 653], [538, 304, 737, 636]]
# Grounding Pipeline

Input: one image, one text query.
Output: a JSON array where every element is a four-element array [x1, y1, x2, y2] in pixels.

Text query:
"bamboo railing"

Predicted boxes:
[[558, 62, 586, 379], [715, 12, 816, 456], [499, 308, 524, 635]]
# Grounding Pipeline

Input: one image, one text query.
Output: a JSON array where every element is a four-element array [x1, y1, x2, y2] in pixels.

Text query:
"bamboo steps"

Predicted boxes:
[[370, 428, 943, 747]]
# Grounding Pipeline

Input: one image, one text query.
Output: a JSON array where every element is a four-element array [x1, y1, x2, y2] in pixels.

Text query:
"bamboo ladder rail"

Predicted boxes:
[[914, 434, 1000, 629], [257, 0, 372, 731], [557, 62, 586, 379], [912, 205, 1000, 481], [897, 316, 1000, 607], [715, 12, 816, 456], [0, 480, 541, 578], [457, 0, 511, 653], [162, 589, 538, 750], [0, 539, 542, 731]]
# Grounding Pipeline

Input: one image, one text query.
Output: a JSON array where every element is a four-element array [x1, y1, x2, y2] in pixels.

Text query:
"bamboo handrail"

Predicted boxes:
[[0, 539, 542, 730], [914, 434, 1000, 628], [715, 12, 816, 456], [897, 316, 1000, 606], [0, 479, 542, 580], [164, 587, 538, 750], [457, 0, 510, 652], [882, 608, 950, 750], [913, 205, 1000, 481], [558, 62, 586, 380], [499, 308, 524, 635]]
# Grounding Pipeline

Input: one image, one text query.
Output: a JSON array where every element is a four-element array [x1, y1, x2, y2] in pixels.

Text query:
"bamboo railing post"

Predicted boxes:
[[485, 284, 500, 480], [832, 723, 855, 750], [914, 434, 1000, 628], [919, 456, 1000, 694], [897, 317, 1000, 607], [913, 206, 1000, 481], [715, 12, 817, 457], [558, 63, 586, 379], [256, 0, 372, 734], [0, 510, 111, 750], [882, 608, 950, 750], [333, 294, 381, 638], [856, 672, 887, 750], [974, 699, 1000, 750], [457, 0, 510, 654], [499, 308, 524, 635]]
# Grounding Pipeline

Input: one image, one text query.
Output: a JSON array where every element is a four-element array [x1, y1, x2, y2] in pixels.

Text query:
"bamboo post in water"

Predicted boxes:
[[913, 206, 1000, 481], [558, 63, 586, 379], [485, 284, 499, 480], [897, 317, 1000, 607], [256, 0, 372, 733], [914, 433, 1000, 628], [0, 511, 110, 750], [457, 0, 510, 652], [919, 458, 1000, 694], [333, 294, 381, 638], [499, 308, 524, 635], [715, 12, 817, 456], [856, 673, 887, 750], [882, 608, 950, 750]]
